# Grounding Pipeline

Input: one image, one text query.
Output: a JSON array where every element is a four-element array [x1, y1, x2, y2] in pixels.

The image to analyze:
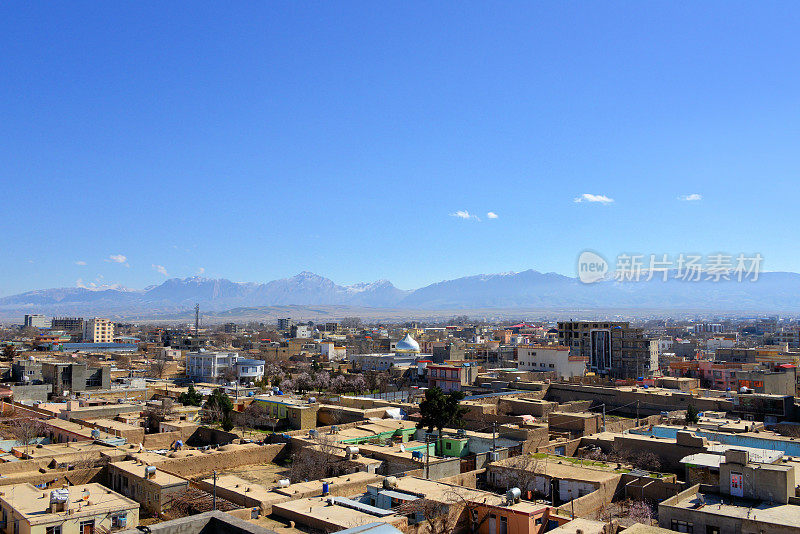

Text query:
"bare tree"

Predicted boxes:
[[288, 435, 343, 482], [10, 418, 47, 456], [220, 366, 238, 384], [492, 453, 544, 499], [143, 399, 175, 433], [397, 498, 459, 534], [151, 357, 168, 379]]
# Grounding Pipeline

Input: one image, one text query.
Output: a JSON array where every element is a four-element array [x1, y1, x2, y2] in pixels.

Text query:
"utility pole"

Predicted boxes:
[[601, 403, 606, 432], [492, 422, 496, 452], [636, 400, 640, 426], [425, 435, 431, 479], [212, 470, 217, 510]]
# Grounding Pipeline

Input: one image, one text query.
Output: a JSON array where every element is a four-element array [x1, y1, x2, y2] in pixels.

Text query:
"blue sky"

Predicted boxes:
[[2, 2, 800, 296]]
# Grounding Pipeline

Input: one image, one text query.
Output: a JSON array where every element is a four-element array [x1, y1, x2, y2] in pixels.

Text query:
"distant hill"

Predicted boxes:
[[2, 269, 800, 319]]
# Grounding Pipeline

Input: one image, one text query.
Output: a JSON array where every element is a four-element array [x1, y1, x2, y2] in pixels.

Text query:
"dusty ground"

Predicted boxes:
[[222, 462, 290, 486]]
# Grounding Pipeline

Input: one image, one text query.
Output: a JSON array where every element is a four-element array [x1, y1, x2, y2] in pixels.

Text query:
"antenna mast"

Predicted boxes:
[[195, 303, 200, 334]]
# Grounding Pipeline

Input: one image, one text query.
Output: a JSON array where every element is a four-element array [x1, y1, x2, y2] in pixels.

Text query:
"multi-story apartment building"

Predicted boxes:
[[774, 329, 800, 349], [82, 317, 114, 343], [23, 314, 49, 328], [427, 362, 478, 392], [516, 345, 587, 379], [693, 323, 723, 333], [185, 351, 239, 383], [51, 317, 85, 341], [715, 345, 800, 366], [557, 321, 652, 379]]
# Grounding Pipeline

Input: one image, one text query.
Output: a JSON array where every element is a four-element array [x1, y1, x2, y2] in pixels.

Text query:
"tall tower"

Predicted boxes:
[[195, 303, 200, 334]]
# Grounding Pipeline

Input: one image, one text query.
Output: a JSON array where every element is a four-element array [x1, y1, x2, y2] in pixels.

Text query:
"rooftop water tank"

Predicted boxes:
[[506, 487, 521, 503], [50, 489, 69, 504]]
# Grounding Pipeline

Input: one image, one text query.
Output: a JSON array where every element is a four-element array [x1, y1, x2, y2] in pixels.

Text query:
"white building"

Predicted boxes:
[[23, 314, 49, 328], [348, 333, 424, 371], [234, 358, 265, 383], [83, 317, 114, 343], [319, 341, 346, 361], [186, 350, 239, 382], [516, 345, 586, 379], [292, 324, 312, 338]]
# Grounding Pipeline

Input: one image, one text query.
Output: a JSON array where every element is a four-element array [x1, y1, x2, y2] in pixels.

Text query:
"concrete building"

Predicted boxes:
[[185, 350, 239, 382], [0, 483, 139, 534], [108, 460, 190, 516], [557, 321, 652, 378], [348, 353, 420, 372], [291, 324, 312, 338], [23, 314, 49, 329], [774, 329, 800, 349], [82, 318, 114, 343], [234, 358, 265, 383], [251, 396, 318, 430], [516, 345, 587, 379], [50, 317, 85, 340], [427, 363, 479, 392], [277, 317, 293, 330], [660, 449, 800, 533], [716, 345, 800, 366], [40, 362, 111, 393]]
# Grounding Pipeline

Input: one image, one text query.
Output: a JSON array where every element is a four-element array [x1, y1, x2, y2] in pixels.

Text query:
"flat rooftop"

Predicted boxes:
[[273, 496, 404, 529], [669, 491, 800, 527], [110, 460, 188, 487], [0, 483, 138, 525], [14, 441, 113, 458]]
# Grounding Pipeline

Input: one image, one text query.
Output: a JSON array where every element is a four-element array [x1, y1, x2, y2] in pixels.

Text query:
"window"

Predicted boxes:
[[671, 520, 693, 533], [111, 512, 128, 534], [46, 526, 62, 534], [499, 515, 508, 534], [445, 442, 451, 449]]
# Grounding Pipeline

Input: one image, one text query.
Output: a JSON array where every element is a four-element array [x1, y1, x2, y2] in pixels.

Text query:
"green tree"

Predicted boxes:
[[178, 384, 203, 407], [685, 403, 699, 424], [221, 416, 234, 432], [1, 345, 17, 362], [417, 387, 469, 455], [204, 388, 233, 424]]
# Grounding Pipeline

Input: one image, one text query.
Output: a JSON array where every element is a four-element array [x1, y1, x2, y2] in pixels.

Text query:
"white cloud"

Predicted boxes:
[[679, 193, 703, 201], [197, 267, 205, 275], [152, 264, 169, 276], [106, 254, 128, 266], [451, 210, 480, 221], [574, 193, 614, 204], [487, 212, 499, 219], [75, 260, 87, 266]]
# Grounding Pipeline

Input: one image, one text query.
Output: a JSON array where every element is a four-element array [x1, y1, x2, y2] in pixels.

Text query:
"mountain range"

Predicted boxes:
[[3, 270, 800, 319]]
